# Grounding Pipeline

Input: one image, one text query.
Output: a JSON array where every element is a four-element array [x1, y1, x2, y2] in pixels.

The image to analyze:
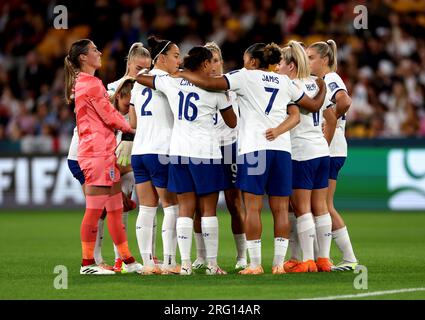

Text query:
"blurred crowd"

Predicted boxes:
[[0, 0, 425, 153]]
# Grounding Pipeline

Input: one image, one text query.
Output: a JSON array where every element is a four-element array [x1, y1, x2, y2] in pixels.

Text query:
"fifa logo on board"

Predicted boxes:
[[388, 150, 425, 210]]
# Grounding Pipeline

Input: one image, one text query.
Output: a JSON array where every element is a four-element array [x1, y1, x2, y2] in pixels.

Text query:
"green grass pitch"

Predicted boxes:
[[1, 210, 425, 300]]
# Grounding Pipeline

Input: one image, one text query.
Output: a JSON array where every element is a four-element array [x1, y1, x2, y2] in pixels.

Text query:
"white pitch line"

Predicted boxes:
[[299, 288, 425, 300]]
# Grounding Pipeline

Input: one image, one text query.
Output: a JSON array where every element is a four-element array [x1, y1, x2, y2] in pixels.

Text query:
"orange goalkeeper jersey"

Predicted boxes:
[[75, 72, 132, 158]]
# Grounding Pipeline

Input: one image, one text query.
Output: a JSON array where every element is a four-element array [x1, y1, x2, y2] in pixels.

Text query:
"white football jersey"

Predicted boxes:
[[154, 74, 232, 159], [131, 69, 174, 156], [324, 72, 348, 157], [67, 126, 79, 160], [290, 77, 332, 161], [107, 78, 125, 96], [214, 91, 239, 146], [224, 68, 304, 155]]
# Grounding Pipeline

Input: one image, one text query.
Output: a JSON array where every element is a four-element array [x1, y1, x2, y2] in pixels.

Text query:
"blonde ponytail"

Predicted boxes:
[[326, 39, 338, 72], [281, 40, 310, 79]]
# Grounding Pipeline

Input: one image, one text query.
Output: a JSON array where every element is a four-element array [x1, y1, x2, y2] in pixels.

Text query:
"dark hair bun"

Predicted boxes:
[[263, 43, 282, 65], [183, 46, 213, 71]]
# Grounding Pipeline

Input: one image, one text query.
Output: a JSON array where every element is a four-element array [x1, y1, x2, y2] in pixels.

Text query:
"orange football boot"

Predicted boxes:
[[287, 259, 318, 273], [284, 259, 300, 272], [316, 257, 333, 272], [238, 265, 264, 275]]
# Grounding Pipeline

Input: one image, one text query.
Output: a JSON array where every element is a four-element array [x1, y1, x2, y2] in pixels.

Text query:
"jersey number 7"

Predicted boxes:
[[264, 87, 279, 115]]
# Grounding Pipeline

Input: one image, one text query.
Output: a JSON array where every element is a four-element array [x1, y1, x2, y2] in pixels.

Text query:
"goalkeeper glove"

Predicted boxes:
[[116, 140, 133, 166]]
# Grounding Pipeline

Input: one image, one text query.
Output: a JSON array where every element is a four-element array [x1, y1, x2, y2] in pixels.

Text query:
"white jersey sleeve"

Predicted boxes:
[[287, 78, 305, 104], [224, 69, 247, 94], [67, 126, 79, 160], [325, 73, 347, 103], [324, 72, 348, 157]]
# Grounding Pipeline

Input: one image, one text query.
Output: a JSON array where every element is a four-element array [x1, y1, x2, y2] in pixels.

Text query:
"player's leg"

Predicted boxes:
[[222, 142, 247, 269], [238, 192, 264, 275], [112, 168, 135, 272], [224, 188, 247, 269], [68, 159, 109, 269], [176, 192, 197, 275], [192, 203, 206, 269], [199, 192, 226, 275], [267, 151, 293, 275], [287, 201, 301, 268], [311, 156, 333, 272], [269, 195, 290, 274], [312, 187, 333, 272], [328, 157, 358, 270], [80, 184, 114, 275], [131, 154, 161, 274], [236, 150, 268, 275], [290, 188, 317, 273], [156, 186, 180, 274], [328, 180, 358, 270], [167, 157, 197, 275], [104, 180, 141, 274]]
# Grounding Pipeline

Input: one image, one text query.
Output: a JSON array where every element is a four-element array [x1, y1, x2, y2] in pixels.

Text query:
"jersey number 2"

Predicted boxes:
[[264, 87, 279, 115], [141, 88, 153, 116]]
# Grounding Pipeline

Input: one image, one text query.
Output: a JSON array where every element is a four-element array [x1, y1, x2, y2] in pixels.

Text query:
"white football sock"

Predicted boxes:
[[233, 233, 247, 261], [297, 213, 316, 261], [94, 218, 105, 265], [177, 217, 193, 265], [246, 239, 262, 268], [113, 211, 129, 260], [194, 232, 206, 261], [162, 205, 178, 266], [273, 237, 289, 266], [315, 213, 332, 259], [332, 226, 357, 262], [288, 212, 301, 261], [152, 213, 157, 258], [201, 216, 219, 266], [136, 205, 157, 266]]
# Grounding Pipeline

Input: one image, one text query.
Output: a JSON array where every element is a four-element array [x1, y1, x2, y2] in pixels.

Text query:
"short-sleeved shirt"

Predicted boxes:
[[290, 76, 332, 161], [324, 72, 348, 157], [223, 68, 304, 155], [154, 75, 232, 159], [213, 91, 239, 147], [131, 69, 174, 155]]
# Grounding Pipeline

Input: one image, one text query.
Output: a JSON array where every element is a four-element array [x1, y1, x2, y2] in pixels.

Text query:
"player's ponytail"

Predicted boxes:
[[147, 36, 175, 65], [309, 40, 338, 72], [282, 40, 310, 79], [183, 46, 213, 71], [326, 39, 338, 72], [125, 42, 151, 75], [64, 39, 91, 105]]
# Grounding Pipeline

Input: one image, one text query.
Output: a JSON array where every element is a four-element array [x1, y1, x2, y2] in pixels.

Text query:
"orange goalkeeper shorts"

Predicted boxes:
[[79, 154, 120, 187]]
